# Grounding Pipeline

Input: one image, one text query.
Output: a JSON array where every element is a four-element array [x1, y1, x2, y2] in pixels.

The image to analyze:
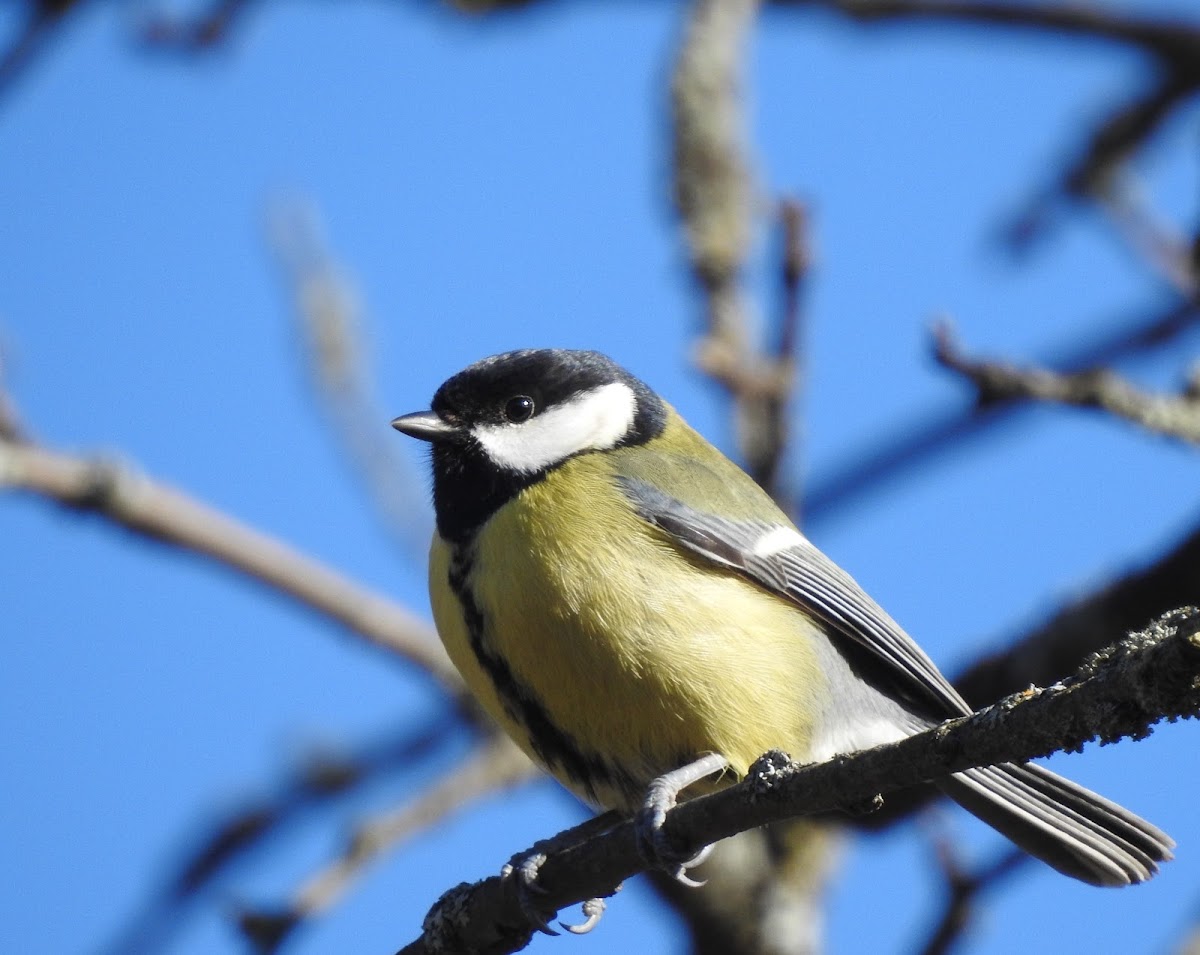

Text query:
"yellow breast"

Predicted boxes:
[[429, 453, 828, 811]]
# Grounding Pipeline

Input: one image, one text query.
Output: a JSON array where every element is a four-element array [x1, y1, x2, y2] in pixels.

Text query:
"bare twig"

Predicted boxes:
[[237, 734, 535, 953], [673, 0, 758, 350], [805, 299, 1200, 526], [755, 199, 810, 516], [934, 323, 1200, 444], [397, 608, 1200, 955], [1093, 175, 1199, 296], [1006, 74, 1200, 252], [916, 840, 1026, 955], [772, 0, 1200, 251], [774, 0, 1200, 57], [0, 418, 463, 693], [0, 342, 26, 444], [673, 0, 801, 502], [0, 0, 80, 100], [97, 716, 464, 955], [267, 198, 431, 559], [139, 0, 256, 49]]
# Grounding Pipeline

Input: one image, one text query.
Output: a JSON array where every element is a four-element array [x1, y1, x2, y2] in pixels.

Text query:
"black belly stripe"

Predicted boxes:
[[447, 545, 642, 805]]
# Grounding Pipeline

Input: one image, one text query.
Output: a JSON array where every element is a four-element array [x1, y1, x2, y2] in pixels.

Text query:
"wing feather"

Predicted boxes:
[[617, 475, 971, 719]]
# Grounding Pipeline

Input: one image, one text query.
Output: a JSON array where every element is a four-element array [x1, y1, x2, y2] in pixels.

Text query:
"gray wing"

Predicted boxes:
[[618, 476, 973, 720]]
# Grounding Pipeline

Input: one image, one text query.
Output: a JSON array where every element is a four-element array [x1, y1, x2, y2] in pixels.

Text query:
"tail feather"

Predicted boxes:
[[937, 762, 1174, 887]]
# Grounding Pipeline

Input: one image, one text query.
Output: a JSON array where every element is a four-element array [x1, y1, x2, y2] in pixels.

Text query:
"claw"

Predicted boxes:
[[561, 896, 607, 934], [501, 850, 558, 936], [669, 866, 707, 888], [635, 754, 728, 885], [498, 811, 627, 936]]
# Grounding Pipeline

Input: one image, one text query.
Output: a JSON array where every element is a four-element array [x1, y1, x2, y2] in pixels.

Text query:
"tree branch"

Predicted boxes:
[[773, 0, 1200, 59], [934, 322, 1200, 445], [395, 608, 1200, 955], [0, 422, 464, 695], [673, 0, 802, 508], [914, 837, 1026, 955], [139, 0, 256, 49], [956, 515, 1200, 708], [266, 197, 432, 559], [805, 298, 1200, 526], [238, 734, 535, 954]]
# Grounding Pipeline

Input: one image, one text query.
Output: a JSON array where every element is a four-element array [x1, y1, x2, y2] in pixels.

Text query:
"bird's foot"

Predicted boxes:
[[501, 811, 623, 935], [500, 849, 558, 936], [635, 753, 728, 887]]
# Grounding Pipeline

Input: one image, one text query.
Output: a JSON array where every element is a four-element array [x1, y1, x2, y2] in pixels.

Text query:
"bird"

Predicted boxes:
[[391, 347, 1172, 899]]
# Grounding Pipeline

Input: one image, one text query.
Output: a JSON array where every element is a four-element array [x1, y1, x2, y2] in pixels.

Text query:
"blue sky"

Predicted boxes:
[[1, 3, 1197, 954]]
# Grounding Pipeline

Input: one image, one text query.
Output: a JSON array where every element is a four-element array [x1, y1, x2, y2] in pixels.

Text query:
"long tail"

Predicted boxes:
[[936, 762, 1174, 886]]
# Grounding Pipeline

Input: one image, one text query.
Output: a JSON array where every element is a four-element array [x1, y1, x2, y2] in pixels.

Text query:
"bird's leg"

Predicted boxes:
[[501, 809, 624, 935], [636, 753, 729, 886]]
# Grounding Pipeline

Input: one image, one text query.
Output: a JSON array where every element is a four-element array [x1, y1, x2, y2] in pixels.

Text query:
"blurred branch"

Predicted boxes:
[[0, 0, 80, 100], [956, 514, 1200, 709], [915, 838, 1026, 955], [397, 607, 1200, 955], [673, 0, 802, 508], [267, 198, 431, 559], [673, 0, 757, 345], [0, 390, 464, 694], [1094, 174, 1199, 296], [1006, 75, 1199, 252], [772, 0, 1200, 251], [1176, 913, 1200, 955], [776, 0, 1200, 55], [759, 198, 810, 517], [138, 0, 256, 49], [933, 322, 1200, 445], [0, 343, 26, 443], [805, 297, 1200, 526], [99, 715, 464, 955], [239, 733, 535, 953]]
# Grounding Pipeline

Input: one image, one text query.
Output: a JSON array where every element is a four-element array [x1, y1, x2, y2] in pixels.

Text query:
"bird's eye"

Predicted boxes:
[[503, 395, 536, 423]]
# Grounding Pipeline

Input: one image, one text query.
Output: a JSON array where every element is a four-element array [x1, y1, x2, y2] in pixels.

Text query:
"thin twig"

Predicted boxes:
[[804, 298, 1200, 526], [1006, 74, 1199, 251], [674, 0, 800, 502], [916, 837, 1026, 955], [773, 0, 1200, 59], [0, 342, 26, 443], [266, 198, 431, 559], [0, 419, 463, 693], [934, 322, 1200, 444], [1093, 174, 1199, 296], [96, 716, 465, 955], [756, 198, 810, 517], [139, 0, 256, 49], [0, 0, 80, 100], [237, 734, 535, 953], [773, 0, 1200, 249]]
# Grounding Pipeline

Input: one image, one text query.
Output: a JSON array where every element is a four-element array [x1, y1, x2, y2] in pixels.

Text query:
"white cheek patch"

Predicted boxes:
[[472, 381, 638, 473], [751, 526, 808, 557]]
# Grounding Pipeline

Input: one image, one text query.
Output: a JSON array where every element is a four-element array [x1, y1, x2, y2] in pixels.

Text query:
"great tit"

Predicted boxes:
[[392, 348, 1172, 888]]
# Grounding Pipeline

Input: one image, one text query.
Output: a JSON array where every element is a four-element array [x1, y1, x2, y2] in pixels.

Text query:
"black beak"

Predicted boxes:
[[391, 411, 460, 442]]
